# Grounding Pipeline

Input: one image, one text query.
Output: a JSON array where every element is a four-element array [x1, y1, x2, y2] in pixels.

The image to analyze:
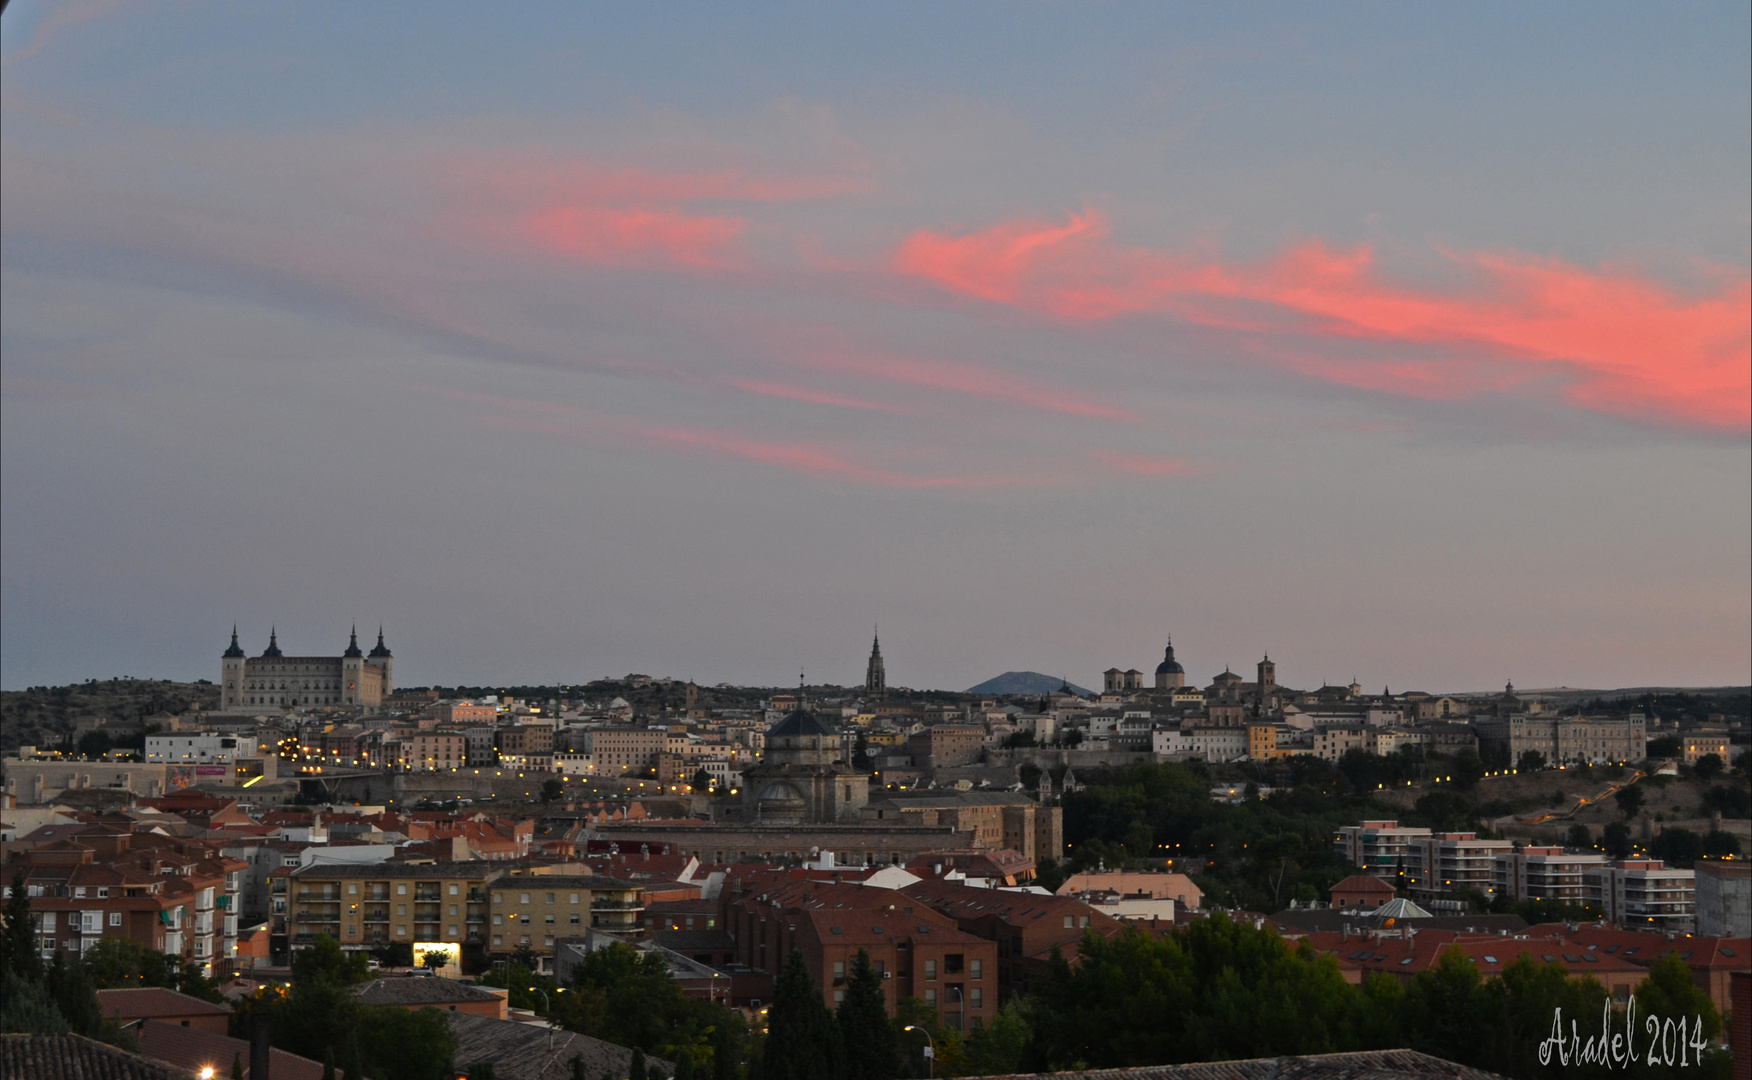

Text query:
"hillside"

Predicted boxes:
[[967, 671, 1093, 697], [0, 678, 219, 752]]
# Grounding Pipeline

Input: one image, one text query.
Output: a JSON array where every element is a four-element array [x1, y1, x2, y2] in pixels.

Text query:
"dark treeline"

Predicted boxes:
[[754, 916, 1729, 1079]]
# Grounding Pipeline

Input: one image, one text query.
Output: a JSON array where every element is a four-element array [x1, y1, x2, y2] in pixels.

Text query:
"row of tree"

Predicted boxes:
[[755, 914, 1729, 1080]]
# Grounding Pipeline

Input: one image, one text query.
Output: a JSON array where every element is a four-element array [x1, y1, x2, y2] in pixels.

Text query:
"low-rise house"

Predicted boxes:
[[96, 987, 233, 1034]]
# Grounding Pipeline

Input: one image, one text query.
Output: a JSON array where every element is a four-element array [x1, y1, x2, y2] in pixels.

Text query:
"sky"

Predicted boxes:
[[2, 2, 1748, 695]]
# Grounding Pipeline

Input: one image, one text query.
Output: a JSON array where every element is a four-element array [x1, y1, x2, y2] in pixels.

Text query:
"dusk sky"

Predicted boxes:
[[3, 3, 1748, 694]]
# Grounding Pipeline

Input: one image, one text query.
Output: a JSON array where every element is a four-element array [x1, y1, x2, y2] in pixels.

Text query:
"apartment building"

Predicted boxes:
[[1585, 859, 1696, 932], [390, 733, 467, 772], [1492, 846, 1608, 905], [1333, 820, 1430, 876], [485, 874, 645, 955], [1403, 832, 1513, 901], [283, 862, 489, 952], [495, 724, 554, 763], [1315, 726, 1372, 762], [3, 842, 243, 975], [906, 725, 985, 768], [1184, 726, 1247, 763], [587, 728, 669, 774], [433, 702, 499, 727], [1246, 724, 1277, 761], [1681, 730, 1731, 765], [722, 878, 998, 1029], [144, 733, 260, 764], [1693, 860, 1751, 938]]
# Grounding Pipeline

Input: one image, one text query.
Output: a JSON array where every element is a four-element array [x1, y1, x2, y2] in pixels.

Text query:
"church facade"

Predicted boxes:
[[219, 626, 394, 711], [739, 704, 869, 825]]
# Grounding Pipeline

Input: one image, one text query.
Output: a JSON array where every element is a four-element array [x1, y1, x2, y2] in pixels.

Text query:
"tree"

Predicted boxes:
[[321, 1048, 337, 1080], [1516, 750, 1546, 772], [419, 949, 449, 974], [355, 1003, 458, 1080], [763, 950, 844, 1080], [1615, 784, 1645, 820], [541, 779, 565, 805], [1647, 735, 1682, 759], [1450, 751, 1486, 791], [837, 950, 899, 1080], [690, 769, 713, 792], [1693, 753, 1723, 780], [1602, 821, 1633, 859], [1, 872, 42, 984], [1564, 823, 1591, 850], [965, 1002, 1031, 1076], [232, 1051, 245, 1079], [629, 1048, 647, 1080], [78, 730, 113, 760]]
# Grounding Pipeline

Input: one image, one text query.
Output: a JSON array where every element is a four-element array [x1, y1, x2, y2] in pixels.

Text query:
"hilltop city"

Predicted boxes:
[[0, 627, 1746, 1079]]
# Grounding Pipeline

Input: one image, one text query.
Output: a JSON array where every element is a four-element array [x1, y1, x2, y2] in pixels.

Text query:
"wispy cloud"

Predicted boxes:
[[893, 211, 1751, 431], [1090, 450, 1201, 477]]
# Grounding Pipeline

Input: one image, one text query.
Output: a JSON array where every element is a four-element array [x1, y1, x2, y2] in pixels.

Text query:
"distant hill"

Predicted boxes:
[[966, 671, 1093, 697]]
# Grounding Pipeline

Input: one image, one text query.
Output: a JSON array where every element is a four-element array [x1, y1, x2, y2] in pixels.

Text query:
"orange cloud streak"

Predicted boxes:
[[525, 204, 745, 269], [895, 212, 1751, 430]]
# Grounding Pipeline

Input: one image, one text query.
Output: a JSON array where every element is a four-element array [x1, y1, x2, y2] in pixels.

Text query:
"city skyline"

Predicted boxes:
[[3, 3, 1748, 693]]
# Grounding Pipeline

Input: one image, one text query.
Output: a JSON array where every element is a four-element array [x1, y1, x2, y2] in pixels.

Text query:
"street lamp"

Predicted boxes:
[[528, 986, 554, 1049], [903, 1025, 935, 1079]]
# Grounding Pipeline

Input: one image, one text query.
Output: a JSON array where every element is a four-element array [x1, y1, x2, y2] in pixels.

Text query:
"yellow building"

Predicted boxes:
[[486, 874, 644, 954], [286, 863, 489, 951], [1246, 724, 1277, 761]]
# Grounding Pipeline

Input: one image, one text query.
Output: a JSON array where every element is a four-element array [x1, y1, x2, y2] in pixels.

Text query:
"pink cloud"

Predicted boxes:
[[443, 154, 872, 272], [892, 212, 1752, 430], [525, 204, 745, 269], [421, 385, 1016, 489]]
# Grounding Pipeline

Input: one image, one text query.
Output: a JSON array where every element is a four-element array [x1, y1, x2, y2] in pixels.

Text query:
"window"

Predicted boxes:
[[108, 912, 122, 927], [398, 905, 407, 916], [925, 989, 937, 1006], [449, 884, 459, 895], [834, 989, 846, 1004], [348, 884, 358, 895], [970, 959, 982, 979], [924, 959, 937, 980], [492, 892, 503, 904], [448, 905, 458, 916], [493, 914, 502, 925], [570, 893, 580, 905], [520, 893, 531, 905], [546, 893, 556, 904], [397, 884, 407, 895], [545, 915, 554, 925], [569, 914, 580, 925], [970, 987, 983, 1008], [448, 925, 458, 937], [396, 926, 408, 937], [1063, 915, 1073, 929], [833, 961, 846, 979], [96, 888, 109, 899], [492, 935, 502, 946]]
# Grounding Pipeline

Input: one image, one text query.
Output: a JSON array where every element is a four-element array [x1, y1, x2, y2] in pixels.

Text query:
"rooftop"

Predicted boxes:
[[0, 1033, 193, 1080]]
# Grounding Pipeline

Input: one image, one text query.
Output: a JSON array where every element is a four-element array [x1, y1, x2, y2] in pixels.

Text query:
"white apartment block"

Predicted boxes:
[[1333, 820, 1431, 877], [1492, 846, 1608, 905], [1404, 832, 1513, 900], [1183, 727, 1247, 763], [1584, 859, 1695, 932], [145, 733, 259, 764]]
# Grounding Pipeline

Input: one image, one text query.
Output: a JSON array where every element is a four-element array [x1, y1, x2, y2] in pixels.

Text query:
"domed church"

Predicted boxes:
[[1154, 638, 1186, 689], [739, 701, 870, 825]]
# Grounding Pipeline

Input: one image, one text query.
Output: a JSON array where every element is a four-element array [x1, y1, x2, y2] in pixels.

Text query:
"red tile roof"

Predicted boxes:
[[96, 988, 233, 1022], [137, 1020, 326, 1080]]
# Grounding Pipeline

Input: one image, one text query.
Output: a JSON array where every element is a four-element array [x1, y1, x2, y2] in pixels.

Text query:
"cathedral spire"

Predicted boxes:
[[865, 628, 886, 701], [343, 625, 364, 658]]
